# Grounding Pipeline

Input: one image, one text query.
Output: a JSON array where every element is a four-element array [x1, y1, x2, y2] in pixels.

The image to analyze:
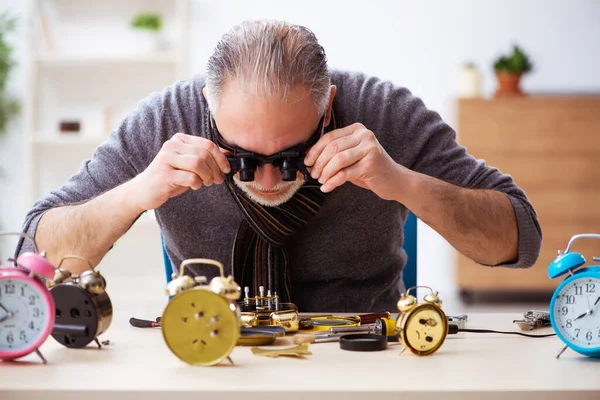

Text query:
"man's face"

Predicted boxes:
[[210, 81, 325, 206]]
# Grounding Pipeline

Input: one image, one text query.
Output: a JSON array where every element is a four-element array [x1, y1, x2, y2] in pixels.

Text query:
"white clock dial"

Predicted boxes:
[[0, 279, 51, 351], [552, 277, 600, 349]]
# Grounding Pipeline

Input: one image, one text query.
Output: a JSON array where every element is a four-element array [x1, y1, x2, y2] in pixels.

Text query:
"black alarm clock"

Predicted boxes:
[[47, 255, 112, 349]]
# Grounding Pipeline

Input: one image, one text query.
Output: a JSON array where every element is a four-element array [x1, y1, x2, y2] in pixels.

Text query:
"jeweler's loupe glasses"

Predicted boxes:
[[210, 116, 325, 182]]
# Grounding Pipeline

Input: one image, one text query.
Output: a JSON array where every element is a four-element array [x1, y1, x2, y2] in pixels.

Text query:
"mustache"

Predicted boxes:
[[234, 178, 300, 192]]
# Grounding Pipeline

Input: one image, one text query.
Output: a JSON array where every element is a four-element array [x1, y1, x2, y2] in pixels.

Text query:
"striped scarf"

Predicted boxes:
[[205, 101, 338, 303]]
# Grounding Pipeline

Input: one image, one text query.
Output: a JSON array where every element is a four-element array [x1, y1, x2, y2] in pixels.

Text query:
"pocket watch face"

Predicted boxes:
[[0, 278, 52, 353], [403, 304, 448, 355], [552, 277, 600, 349], [162, 289, 240, 366]]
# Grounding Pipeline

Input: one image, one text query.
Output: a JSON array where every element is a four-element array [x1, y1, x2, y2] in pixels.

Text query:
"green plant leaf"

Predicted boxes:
[[131, 13, 162, 31], [493, 44, 533, 74]]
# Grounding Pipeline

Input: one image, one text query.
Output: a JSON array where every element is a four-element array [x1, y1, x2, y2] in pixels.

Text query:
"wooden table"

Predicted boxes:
[[1, 300, 599, 400]]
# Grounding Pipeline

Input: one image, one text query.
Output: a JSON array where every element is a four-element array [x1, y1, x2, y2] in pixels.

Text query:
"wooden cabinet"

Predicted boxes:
[[456, 96, 600, 299]]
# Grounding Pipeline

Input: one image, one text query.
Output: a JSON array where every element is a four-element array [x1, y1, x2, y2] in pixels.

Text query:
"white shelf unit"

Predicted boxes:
[[24, 0, 189, 227], [35, 53, 180, 67]]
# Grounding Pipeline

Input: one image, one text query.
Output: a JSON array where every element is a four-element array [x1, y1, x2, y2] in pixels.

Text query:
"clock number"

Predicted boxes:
[[6, 333, 14, 344], [586, 283, 596, 293], [575, 286, 582, 295], [28, 321, 35, 330], [586, 331, 593, 341], [574, 328, 580, 338], [32, 308, 40, 318], [566, 295, 576, 304], [566, 319, 572, 328], [561, 306, 568, 316], [21, 286, 25, 296], [5, 284, 15, 295], [19, 331, 26, 341], [28, 295, 36, 306]]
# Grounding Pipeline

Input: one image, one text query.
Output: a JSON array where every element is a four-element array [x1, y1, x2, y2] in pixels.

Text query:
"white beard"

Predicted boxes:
[[232, 175, 305, 207]]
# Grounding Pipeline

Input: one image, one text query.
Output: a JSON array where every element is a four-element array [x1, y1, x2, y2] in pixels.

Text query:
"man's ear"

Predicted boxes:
[[202, 87, 208, 101], [324, 85, 337, 127]]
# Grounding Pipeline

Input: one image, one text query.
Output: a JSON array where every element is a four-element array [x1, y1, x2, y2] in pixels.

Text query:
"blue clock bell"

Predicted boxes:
[[548, 233, 600, 359]]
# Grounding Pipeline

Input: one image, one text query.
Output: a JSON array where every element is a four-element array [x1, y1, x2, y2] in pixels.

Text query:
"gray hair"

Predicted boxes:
[[205, 20, 331, 116]]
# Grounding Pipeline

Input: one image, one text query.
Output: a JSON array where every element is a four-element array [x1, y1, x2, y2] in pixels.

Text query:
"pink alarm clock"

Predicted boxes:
[[0, 232, 56, 364]]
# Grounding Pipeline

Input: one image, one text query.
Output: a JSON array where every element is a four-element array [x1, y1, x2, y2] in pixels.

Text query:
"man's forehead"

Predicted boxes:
[[214, 83, 321, 153]]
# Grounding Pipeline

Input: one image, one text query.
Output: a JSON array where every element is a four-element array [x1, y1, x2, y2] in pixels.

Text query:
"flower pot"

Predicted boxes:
[[494, 72, 524, 97]]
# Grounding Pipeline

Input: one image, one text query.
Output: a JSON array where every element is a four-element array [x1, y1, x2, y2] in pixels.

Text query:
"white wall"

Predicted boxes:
[[0, 0, 28, 256], [1, 0, 599, 296]]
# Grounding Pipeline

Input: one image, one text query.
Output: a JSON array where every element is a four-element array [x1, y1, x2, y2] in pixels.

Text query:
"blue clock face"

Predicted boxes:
[[551, 277, 600, 350]]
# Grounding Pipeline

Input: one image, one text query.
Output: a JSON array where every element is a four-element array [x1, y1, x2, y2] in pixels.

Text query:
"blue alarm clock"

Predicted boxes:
[[548, 233, 600, 359]]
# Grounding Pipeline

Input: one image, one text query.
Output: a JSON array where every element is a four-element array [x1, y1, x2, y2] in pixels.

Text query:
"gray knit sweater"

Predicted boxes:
[[18, 70, 542, 312]]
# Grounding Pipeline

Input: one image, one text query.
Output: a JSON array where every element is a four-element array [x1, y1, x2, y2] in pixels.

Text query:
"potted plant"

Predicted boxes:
[[131, 12, 162, 32], [493, 44, 533, 97], [130, 12, 168, 53], [0, 12, 19, 139]]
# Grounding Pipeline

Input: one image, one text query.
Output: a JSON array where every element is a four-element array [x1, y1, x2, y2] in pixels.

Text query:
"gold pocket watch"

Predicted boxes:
[[161, 258, 241, 366], [395, 286, 448, 356]]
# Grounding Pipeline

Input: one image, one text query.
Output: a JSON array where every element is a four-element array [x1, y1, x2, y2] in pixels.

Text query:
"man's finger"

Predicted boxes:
[[310, 135, 361, 180], [170, 154, 214, 186], [320, 162, 362, 193], [304, 124, 360, 166], [318, 146, 366, 186], [169, 169, 202, 191], [173, 133, 231, 173]]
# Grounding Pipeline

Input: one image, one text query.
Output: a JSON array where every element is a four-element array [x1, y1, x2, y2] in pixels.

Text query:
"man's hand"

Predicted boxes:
[[305, 122, 519, 266], [129, 133, 231, 211], [34, 132, 232, 269], [304, 123, 403, 200]]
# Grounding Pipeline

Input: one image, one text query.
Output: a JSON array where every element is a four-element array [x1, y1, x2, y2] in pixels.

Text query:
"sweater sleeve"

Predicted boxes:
[[331, 69, 542, 269], [15, 88, 168, 257], [402, 92, 542, 269]]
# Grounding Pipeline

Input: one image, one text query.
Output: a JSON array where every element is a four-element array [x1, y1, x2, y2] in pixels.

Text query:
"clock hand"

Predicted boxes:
[[574, 311, 589, 321], [0, 301, 10, 314], [594, 296, 600, 307], [0, 301, 14, 323], [574, 298, 593, 321]]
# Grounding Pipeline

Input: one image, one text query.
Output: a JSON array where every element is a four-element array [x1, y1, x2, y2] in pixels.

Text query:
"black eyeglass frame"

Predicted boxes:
[[209, 115, 325, 182]]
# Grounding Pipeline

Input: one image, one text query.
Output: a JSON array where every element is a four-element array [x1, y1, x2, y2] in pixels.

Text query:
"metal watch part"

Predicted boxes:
[[239, 286, 299, 332], [339, 333, 388, 352]]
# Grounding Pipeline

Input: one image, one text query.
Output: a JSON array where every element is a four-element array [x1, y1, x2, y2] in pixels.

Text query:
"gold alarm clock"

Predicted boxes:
[[161, 258, 241, 366], [395, 286, 448, 356]]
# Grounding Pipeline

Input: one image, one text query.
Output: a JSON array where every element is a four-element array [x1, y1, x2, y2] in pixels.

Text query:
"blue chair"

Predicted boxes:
[[161, 233, 175, 285], [402, 211, 418, 291], [161, 211, 418, 289]]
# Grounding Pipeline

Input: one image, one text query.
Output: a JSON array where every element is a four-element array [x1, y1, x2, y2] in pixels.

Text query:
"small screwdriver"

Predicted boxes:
[[129, 316, 161, 328]]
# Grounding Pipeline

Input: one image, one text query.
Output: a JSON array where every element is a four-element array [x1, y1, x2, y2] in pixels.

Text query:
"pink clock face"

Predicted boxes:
[[0, 275, 54, 359]]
